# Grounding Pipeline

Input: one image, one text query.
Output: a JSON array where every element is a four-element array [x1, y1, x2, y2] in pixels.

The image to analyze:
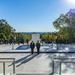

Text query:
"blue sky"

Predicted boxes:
[[0, 0, 75, 32]]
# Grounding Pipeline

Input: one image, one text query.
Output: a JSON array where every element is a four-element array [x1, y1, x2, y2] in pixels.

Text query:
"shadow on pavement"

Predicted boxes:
[[16, 54, 38, 67]]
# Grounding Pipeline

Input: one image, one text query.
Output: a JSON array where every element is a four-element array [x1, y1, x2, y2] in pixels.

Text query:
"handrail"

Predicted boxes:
[[53, 58, 75, 60], [0, 58, 15, 75], [52, 58, 75, 75], [0, 58, 15, 60]]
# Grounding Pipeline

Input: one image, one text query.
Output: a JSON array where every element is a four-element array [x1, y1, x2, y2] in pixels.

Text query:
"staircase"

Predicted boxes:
[[16, 74, 50, 75]]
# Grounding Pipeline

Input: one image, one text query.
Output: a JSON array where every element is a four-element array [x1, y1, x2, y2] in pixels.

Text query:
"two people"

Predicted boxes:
[[30, 40, 40, 54]]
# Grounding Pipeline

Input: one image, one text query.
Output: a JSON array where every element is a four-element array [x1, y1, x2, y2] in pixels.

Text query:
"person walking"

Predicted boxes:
[[30, 41, 35, 54], [36, 40, 40, 54]]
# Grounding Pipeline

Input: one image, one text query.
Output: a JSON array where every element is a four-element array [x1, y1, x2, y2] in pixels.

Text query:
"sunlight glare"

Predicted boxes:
[[67, 0, 75, 5]]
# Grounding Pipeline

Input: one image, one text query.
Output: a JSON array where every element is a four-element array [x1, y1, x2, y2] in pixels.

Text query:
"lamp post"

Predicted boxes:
[[73, 27, 75, 43], [12, 42, 14, 50], [13, 29, 16, 44], [51, 32, 54, 47], [56, 33, 58, 50], [12, 29, 16, 50]]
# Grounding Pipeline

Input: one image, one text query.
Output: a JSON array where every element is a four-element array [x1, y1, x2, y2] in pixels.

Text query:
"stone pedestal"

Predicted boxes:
[[31, 34, 40, 43]]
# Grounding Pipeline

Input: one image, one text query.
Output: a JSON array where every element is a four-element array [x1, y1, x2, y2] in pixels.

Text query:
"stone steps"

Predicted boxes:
[[16, 74, 49, 75]]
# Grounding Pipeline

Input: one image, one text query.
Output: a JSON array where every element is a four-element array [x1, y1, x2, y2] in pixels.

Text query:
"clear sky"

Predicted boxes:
[[0, 0, 75, 32]]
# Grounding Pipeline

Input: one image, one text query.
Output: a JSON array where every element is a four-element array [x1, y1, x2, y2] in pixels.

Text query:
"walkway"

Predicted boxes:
[[0, 44, 75, 74]]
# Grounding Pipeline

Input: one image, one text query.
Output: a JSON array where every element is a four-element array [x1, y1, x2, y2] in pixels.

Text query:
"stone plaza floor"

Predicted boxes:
[[0, 44, 75, 75]]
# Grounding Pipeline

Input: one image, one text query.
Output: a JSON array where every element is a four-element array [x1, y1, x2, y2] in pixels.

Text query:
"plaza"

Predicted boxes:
[[0, 44, 75, 75]]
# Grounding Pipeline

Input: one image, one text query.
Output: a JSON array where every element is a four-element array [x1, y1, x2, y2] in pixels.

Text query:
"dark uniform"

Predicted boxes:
[[36, 41, 40, 54], [26, 39, 29, 44], [30, 41, 35, 54]]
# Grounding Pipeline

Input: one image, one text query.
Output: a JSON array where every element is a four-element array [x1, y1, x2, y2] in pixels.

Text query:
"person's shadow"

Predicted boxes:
[[16, 54, 38, 67], [8, 54, 38, 67]]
